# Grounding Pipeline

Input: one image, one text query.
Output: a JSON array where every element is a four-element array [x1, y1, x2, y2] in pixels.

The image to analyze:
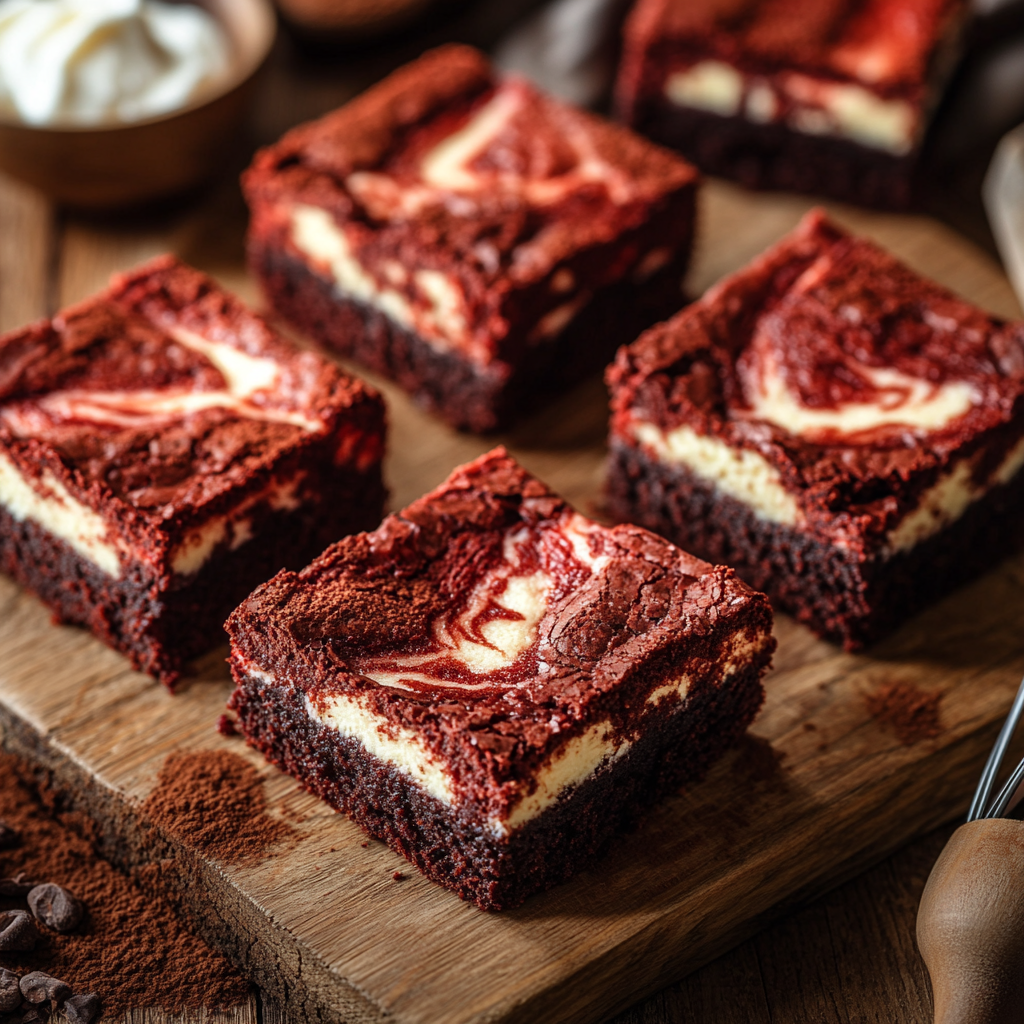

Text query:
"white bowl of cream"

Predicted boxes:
[[0, 0, 276, 206], [0, 0, 235, 128]]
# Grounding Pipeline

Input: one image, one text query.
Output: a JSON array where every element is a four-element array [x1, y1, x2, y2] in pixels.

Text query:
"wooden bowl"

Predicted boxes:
[[276, 0, 437, 38], [0, 0, 277, 209]]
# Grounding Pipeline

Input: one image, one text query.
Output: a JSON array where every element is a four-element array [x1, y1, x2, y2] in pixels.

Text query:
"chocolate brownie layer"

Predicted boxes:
[[244, 44, 698, 432], [251, 239, 692, 432], [0, 463, 384, 680], [606, 210, 1024, 649], [616, 0, 966, 208], [607, 437, 1024, 648], [230, 655, 765, 911], [226, 449, 774, 909], [0, 256, 386, 686], [627, 106, 917, 210]]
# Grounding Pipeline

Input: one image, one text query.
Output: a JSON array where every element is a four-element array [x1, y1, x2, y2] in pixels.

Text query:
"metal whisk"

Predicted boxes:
[[967, 674, 1024, 823], [916, 674, 1024, 1024]]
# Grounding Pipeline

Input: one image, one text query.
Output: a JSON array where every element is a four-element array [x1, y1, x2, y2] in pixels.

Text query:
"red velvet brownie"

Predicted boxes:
[[607, 210, 1024, 649], [0, 256, 386, 687], [226, 448, 774, 910], [243, 44, 699, 433], [615, 0, 968, 209]]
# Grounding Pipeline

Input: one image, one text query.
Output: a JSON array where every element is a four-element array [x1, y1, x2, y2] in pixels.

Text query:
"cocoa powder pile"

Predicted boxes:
[[0, 751, 250, 1018], [865, 681, 943, 746], [142, 751, 294, 864]]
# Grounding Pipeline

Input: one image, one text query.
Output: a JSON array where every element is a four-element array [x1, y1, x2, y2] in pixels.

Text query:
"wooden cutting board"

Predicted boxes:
[[2, 180, 1024, 1024]]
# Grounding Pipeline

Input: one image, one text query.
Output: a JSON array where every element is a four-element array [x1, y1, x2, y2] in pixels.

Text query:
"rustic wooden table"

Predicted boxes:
[[2, 7, 1020, 1020]]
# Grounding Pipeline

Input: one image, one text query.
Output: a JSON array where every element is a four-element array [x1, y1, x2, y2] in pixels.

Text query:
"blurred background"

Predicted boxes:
[[251, 0, 1024, 252]]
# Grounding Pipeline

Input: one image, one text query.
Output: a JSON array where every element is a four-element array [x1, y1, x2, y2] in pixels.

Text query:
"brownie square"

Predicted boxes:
[[0, 256, 386, 686], [615, 0, 968, 209], [607, 210, 1024, 649], [243, 44, 699, 433], [226, 448, 774, 910]]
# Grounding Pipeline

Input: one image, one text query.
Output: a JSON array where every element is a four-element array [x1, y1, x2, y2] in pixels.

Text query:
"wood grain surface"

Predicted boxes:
[[120, 1006, 260, 1024], [615, 822, 954, 1024], [1, 165, 1023, 1024]]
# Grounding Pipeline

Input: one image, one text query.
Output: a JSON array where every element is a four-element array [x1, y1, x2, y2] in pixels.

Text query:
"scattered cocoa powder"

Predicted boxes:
[[142, 751, 294, 864], [0, 750, 250, 1017], [865, 681, 943, 746]]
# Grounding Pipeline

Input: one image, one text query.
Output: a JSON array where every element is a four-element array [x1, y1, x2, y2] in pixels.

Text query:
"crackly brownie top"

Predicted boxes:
[[0, 256, 377, 517], [610, 210, 1024, 524], [229, 449, 769, 755], [625, 0, 966, 93], [244, 44, 697, 283]]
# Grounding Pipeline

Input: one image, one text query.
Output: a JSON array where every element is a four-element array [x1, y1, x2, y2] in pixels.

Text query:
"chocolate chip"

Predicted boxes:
[[0, 968, 21, 1012], [0, 820, 18, 849], [27, 885, 83, 933], [0, 874, 35, 898], [0, 910, 38, 951], [19, 973, 71, 1007], [62, 993, 100, 1024]]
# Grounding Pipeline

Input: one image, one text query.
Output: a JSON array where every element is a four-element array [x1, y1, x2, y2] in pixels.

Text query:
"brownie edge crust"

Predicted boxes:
[[225, 448, 775, 910], [229, 653, 767, 911], [615, 0, 967, 210], [250, 237, 692, 434], [606, 437, 1024, 650], [0, 255, 387, 685], [606, 210, 1024, 650], [243, 44, 698, 432]]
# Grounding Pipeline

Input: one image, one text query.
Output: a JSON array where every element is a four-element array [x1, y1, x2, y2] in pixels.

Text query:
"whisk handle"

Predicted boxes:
[[917, 818, 1024, 1024]]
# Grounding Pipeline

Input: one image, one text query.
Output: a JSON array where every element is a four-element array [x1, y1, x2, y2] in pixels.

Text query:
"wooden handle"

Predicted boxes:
[[917, 818, 1024, 1024]]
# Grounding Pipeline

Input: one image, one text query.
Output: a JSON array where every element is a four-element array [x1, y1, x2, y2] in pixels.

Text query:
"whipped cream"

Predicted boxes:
[[0, 0, 230, 127]]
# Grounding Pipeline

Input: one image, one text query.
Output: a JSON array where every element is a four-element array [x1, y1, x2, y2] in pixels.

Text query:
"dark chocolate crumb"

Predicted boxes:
[[360, 842, 368, 848], [0, 910, 38, 951], [802, 722, 817, 731], [0, 874, 36, 898], [19, 972, 71, 1006], [392, 871, 404, 881], [27, 885, 84, 934], [63, 993, 101, 1024], [0, 821, 19, 849], [0, 968, 21, 1012], [216, 714, 238, 738]]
